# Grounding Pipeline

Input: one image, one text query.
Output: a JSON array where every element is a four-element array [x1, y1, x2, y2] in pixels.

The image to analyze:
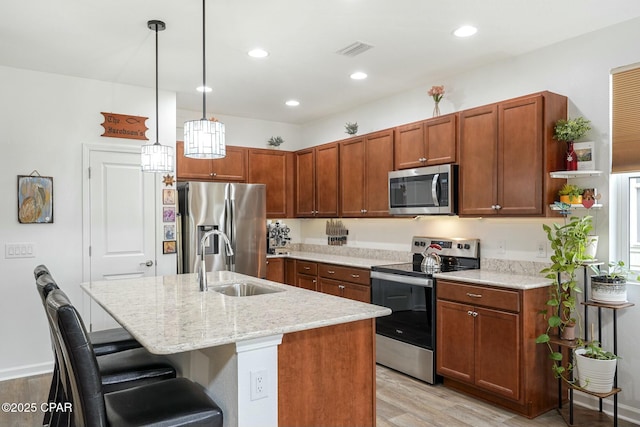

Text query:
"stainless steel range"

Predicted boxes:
[[371, 236, 480, 384]]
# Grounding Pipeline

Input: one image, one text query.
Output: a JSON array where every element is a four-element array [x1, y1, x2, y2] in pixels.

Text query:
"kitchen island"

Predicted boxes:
[[82, 271, 390, 427]]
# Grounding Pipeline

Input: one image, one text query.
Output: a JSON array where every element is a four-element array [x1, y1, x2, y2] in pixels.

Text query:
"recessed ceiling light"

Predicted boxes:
[[350, 71, 368, 80], [453, 25, 478, 38], [248, 48, 269, 58], [285, 100, 300, 107], [197, 86, 212, 93]]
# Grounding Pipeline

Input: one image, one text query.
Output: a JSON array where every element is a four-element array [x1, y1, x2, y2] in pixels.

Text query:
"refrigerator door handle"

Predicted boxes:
[[225, 198, 236, 272]]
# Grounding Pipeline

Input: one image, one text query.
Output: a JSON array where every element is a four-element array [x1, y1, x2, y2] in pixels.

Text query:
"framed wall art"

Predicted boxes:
[[163, 189, 175, 205], [163, 240, 177, 254], [164, 224, 175, 240], [17, 173, 54, 224], [574, 141, 595, 171], [163, 207, 175, 223]]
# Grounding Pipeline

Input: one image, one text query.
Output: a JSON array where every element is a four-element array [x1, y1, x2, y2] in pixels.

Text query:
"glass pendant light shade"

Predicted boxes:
[[183, 119, 226, 159], [142, 19, 174, 173], [183, 0, 226, 159], [141, 142, 174, 172]]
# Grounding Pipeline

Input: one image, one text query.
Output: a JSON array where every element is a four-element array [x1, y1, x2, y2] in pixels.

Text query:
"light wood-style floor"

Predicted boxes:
[[0, 366, 633, 426]]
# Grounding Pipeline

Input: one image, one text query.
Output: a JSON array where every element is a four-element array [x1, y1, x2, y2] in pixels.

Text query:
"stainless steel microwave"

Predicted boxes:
[[388, 164, 457, 215]]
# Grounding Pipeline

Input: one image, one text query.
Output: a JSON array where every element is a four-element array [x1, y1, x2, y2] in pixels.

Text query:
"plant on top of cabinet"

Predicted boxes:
[[536, 215, 593, 382], [267, 136, 284, 148], [345, 122, 358, 135]]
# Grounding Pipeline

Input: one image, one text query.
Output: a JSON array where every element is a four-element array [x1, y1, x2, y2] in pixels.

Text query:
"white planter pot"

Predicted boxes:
[[585, 235, 599, 259], [591, 276, 627, 304], [575, 348, 617, 393]]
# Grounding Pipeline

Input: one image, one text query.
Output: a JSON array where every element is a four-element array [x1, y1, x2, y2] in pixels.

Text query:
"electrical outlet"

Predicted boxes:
[[536, 241, 547, 258], [250, 370, 268, 401], [497, 240, 506, 255]]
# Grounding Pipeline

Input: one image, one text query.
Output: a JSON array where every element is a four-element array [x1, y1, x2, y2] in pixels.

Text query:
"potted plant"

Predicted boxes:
[[574, 340, 619, 393], [345, 122, 358, 135], [558, 184, 583, 204], [553, 116, 591, 171], [267, 136, 284, 148], [536, 215, 593, 381], [589, 261, 639, 305]]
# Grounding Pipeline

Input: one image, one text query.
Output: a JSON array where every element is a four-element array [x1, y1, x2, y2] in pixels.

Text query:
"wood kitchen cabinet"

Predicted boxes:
[[458, 92, 566, 217], [394, 113, 457, 170], [340, 130, 394, 217], [284, 258, 296, 286], [176, 141, 247, 182], [295, 260, 318, 291], [248, 148, 294, 218], [294, 142, 339, 217], [436, 279, 555, 418], [266, 257, 284, 283], [318, 263, 371, 303]]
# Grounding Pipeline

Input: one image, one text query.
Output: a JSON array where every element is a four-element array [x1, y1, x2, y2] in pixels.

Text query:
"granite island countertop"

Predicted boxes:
[[81, 271, 390, 355]]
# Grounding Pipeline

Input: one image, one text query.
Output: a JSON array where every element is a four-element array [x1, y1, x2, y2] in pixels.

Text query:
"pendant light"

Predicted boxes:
[[141, 20, 175, 173], [183, 0, 226, 159]]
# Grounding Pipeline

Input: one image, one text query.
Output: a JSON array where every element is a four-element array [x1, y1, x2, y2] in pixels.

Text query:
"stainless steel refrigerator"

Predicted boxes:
[[177, 182, 266, 279]]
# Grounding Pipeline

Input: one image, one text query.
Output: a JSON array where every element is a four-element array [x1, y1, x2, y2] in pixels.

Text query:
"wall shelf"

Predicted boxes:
[[549, 203, 603, 211], [550, 170, 603, 179]]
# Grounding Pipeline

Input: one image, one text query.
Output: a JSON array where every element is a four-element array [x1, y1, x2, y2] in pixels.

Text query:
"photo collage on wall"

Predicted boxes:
[[162, 175, 177, 254]]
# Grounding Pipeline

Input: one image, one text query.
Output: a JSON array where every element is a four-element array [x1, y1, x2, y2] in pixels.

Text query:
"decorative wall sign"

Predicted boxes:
[[18, 172, 53, 223], [162, 174, 175, 187], [574, 141, 595, 170], [100, 112, 148, 140]]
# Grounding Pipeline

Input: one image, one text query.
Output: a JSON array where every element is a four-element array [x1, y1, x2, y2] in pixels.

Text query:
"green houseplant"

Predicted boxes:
[[553, 117, 591, 143], [558, 184, 583, 204], [589, 261, 639, 304], [267, 136, 284, 148], [575, 341, 619, 393], [536, 215, 593, 382]]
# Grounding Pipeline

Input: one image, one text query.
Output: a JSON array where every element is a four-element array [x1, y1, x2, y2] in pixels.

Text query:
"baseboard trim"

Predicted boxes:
[[574, 393, 640, 425], [0, 362, 53, 382]]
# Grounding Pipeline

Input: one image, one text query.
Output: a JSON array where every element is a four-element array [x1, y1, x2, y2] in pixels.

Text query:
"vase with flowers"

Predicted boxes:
[[427, 85, 445, 117], [553, 116, 591, 171]]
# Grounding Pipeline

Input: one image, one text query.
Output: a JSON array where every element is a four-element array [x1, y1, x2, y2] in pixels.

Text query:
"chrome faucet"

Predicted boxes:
[[198, 229, 234, 291]]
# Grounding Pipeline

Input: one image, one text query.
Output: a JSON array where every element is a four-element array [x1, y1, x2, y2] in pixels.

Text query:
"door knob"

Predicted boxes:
[[140, 260, 154, 267]]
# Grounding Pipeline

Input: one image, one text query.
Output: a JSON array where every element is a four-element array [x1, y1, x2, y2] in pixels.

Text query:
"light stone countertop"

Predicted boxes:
[[81, 271, 390, 355], [434, 269, 552, 290], [267, 250, 401, 269]]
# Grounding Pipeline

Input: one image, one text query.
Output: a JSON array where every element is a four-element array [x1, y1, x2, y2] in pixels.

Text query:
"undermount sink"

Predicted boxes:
[[210, 281, 285, 297]]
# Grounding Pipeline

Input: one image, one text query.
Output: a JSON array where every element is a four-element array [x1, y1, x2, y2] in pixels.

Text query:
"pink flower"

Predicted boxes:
[[427, 85, 445, 103]]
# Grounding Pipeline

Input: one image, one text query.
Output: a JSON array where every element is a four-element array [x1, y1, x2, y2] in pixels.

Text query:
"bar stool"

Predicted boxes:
[[34, 265, 141, 356], [46, 289, 223, 427]]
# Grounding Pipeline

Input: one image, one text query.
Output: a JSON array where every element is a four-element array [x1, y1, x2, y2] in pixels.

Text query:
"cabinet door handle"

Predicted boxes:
[[304, 266, 311, 270], [466, 293, 482, 298], [472, 311, 478, 317], [312, 279, 316, 283], [467, 310, 474, 316], [338, 285, 345, 290], [327, 270, 335, 274], [210, 172, 217, 177], [351, 274, 360, 278], [495, 204, 502, 210]]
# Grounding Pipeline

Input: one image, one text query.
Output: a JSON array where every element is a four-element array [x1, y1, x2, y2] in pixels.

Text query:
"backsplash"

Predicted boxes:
[[290, 244, 549, 276]]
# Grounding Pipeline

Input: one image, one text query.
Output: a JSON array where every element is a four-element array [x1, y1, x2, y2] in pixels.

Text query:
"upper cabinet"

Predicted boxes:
[[394, 113, 457, 170], [458, 92, 566, 217], [176, 141, 247, 182], [295, 143, 339, 217], [248, 148, 294, 218], [340, 130, 394, 217]]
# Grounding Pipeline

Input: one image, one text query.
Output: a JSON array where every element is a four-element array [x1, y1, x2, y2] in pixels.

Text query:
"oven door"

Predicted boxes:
[[371, 271, 435, 350]]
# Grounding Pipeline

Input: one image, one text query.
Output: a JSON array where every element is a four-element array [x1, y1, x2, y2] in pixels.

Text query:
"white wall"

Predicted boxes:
[[296, 17, 640, 420], [176, 109, 303, 150], [0, 66, 176, 379]]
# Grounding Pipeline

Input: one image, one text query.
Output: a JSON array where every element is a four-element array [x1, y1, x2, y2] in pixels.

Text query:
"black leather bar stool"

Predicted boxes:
[[34, 265, 141, 356], [46, 289, 223, 427]]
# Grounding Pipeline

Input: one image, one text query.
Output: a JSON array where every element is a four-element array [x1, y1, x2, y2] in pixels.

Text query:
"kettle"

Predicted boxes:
[[421, 244, 442, 273]]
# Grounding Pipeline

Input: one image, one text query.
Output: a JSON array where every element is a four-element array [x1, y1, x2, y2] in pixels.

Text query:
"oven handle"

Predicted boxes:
[[371, 271, 434, 288]]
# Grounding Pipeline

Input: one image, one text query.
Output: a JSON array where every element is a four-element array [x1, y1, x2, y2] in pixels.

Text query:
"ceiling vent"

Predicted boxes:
[[335, 41, 374, 57]]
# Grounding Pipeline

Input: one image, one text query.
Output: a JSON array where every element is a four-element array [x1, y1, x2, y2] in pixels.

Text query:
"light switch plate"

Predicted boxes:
[[5, 243, 35, 259]]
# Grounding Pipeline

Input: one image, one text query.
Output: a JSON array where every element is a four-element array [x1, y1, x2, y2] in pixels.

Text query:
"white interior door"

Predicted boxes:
[[83, 144, 157, 330]]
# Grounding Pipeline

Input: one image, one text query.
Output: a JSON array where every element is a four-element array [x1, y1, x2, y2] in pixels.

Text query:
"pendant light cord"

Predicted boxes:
[[154, 23, 160, 145], [201, 0, 207, 120]]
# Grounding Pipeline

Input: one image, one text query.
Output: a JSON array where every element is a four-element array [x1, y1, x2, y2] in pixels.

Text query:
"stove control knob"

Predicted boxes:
[[464, 244, 471, 250], [420, 241, 426, 247], [414, 241, 420, 247], [457, 243, 463, 249]]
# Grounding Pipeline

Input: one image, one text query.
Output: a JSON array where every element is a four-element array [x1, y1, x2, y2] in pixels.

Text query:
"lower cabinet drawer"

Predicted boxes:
[[296, 260, 317, 275], [437, 280, 520, 312], [318, 263, 370, 286]]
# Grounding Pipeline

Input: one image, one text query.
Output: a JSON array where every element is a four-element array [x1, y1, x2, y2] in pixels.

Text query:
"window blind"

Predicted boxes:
[[612, 63, 640, 173]]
